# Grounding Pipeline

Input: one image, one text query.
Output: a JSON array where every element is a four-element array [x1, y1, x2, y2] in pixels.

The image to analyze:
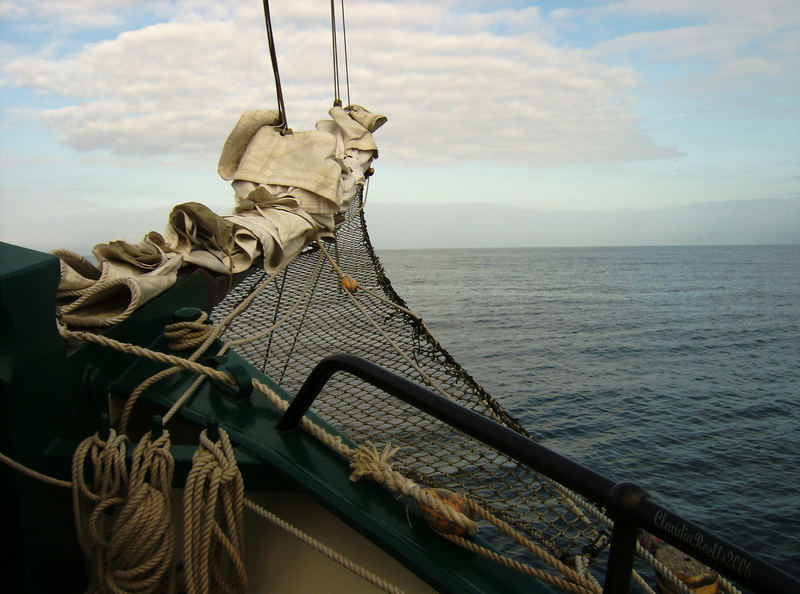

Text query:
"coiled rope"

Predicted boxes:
[[71, 428, 130, 592], [183, 426, 247, 594], [164, 311, 215, 351], [107, 429, 177, 593]]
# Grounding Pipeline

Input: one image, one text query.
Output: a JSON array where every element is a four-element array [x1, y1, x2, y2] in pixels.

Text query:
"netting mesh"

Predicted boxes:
[[210, 187, 606, 565]]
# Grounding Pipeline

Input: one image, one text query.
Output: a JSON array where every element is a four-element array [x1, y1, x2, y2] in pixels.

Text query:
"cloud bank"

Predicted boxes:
[[368, 197, 800, 249], [2, 0, 679, 166]]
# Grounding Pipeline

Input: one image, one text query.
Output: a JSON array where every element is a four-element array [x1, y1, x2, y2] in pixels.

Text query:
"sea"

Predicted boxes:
[[376, 245, 800, 578]]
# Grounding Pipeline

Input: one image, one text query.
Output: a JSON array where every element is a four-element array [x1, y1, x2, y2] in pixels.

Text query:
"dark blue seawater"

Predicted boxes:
[[377, 245, 800, 577]]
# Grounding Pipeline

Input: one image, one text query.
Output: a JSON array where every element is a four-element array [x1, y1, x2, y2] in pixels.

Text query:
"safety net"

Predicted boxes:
[[209, 187, 617, 579]]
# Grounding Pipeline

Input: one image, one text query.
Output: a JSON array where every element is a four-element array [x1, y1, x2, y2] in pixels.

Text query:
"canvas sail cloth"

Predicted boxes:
[[56, 105, 386, 327]]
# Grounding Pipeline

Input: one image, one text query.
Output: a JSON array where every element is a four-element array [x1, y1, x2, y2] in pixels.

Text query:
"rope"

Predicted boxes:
[[632, 569, 658, 594], [183, 427, 247, 594], [57, 291, 607, 593], [343, 440, 602, 593], [98, 430, 177, 593], [114, 311, 220, 432], [243, 498, 404, 594], [467, 498, 600, 591], [251, 376, 355, 459], [0, 450, 70, 488], [441, 533, 599, 594], [575, 554, 604, 591], [349, 442, 479, 534], [71, 429, 130, 591], [59, 269, 605, 589], [164, 311, 214, 350], [59, 328, 233, 385], [359, 284, 422, 319], [120, 256, 304, 433], [638, 541, 699, 594], [719, 575, 744, 594]]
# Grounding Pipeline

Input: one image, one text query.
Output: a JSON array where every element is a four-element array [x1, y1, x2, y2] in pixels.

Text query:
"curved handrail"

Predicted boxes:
[[278, 353, 798, 594]]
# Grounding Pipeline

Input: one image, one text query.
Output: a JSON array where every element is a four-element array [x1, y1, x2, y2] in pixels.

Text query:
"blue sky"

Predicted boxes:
[[1, 0, 798, 251]]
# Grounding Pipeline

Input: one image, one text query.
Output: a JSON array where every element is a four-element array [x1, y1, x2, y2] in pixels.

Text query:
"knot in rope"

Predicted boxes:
[[349, 442, 406, 485], [349, 442, 478, 536], [164, 311, 214, 351], [184, 427, 247, 594]]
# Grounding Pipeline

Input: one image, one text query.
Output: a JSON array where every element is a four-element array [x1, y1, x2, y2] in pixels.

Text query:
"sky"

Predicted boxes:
[[0, 0, 798, 252]]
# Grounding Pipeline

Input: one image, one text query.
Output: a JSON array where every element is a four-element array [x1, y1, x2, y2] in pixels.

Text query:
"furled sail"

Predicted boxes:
[[55, 105, 386, 327]]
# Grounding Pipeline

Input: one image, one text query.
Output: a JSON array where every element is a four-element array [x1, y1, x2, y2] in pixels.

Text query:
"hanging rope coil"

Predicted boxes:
[[71, 428, 130, 592], [183, 427, 247, 594], [101, 428, 177, 594]]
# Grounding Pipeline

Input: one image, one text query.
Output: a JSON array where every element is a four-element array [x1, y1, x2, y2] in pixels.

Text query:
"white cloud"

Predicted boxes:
[[1, 0, 677, 166], [589, 1, 799, 75], [0, 0, 172, 30]]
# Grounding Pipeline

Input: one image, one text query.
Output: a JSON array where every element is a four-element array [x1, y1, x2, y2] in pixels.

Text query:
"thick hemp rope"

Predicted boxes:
[[164, 311, 215, 351], [347, 442, 602, 594], [0, 450, 71, 488], [102, 428, 177, 593], [71, 428, 130, 592], [243, 498, 405, 594], [183, 427, 247, 594], [258, 375, 595, 593], [59, 328, 233, 385]]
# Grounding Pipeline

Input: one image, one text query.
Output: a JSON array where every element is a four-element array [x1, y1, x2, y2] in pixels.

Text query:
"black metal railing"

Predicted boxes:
[[278, 354, 798, 594]]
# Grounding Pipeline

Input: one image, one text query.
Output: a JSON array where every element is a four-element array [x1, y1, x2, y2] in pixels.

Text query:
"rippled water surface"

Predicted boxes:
[[377, 245, 800, 575]]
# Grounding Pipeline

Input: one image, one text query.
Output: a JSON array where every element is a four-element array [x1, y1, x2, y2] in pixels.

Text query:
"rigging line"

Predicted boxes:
[[262, 0, 288, 132], [261, 270, 288, 371], [340, 0, 351, 106], [330, 0, 341, 104]]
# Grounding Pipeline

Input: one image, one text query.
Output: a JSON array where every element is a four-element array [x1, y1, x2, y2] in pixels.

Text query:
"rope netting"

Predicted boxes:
[[211, 188, 610, 571]]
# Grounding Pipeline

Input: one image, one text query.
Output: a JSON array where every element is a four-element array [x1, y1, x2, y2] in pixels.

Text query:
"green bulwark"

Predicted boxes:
[[0, 241, 552, 593], [1, 242, 85, 590]]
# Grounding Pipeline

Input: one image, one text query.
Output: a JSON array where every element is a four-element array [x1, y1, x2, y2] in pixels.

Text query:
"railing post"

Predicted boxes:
[[604, 482, 649, 594]]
